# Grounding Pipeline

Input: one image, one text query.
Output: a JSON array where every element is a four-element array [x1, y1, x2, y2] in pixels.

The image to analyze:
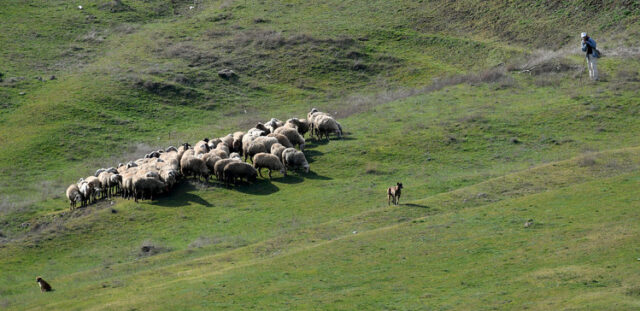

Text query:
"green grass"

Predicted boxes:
[[2, 0, 640, 310]]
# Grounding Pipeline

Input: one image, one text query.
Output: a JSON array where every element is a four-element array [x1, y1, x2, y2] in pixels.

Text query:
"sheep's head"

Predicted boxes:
[[74, 193, 83, 202], [280, 167, 287, 176], [303, 164, 310, 173]]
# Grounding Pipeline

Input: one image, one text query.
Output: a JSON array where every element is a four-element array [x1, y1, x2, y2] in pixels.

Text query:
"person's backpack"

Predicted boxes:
[[595, 48, 603, 58]]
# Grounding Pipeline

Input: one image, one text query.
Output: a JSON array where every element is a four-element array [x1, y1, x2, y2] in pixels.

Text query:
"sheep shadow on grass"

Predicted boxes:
[[304, 149, 324, 164], [274, 175, 304, 184], [232, 179, 279, 195], [150, 182, 213, 207], [301, 170, 332, 180]]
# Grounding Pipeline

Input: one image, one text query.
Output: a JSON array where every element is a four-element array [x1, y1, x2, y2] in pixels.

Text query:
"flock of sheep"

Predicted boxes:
[[65, 108, 343, 209]]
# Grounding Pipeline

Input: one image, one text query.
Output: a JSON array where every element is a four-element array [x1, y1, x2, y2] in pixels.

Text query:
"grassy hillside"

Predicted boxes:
[[1, 0, 640, 310]]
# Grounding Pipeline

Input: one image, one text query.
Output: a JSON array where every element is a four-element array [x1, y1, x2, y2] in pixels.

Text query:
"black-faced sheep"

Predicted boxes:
[[66, 184, 83, 210], [273, 127, 305, 151], [253, 153, 286, 178], [282, 148, 310, 173], [266, 133, 293, 148], [223, 162, 258, 186]]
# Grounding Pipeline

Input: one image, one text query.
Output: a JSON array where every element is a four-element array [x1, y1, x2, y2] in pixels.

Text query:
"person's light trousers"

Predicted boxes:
[[586, 54, 598, 80]]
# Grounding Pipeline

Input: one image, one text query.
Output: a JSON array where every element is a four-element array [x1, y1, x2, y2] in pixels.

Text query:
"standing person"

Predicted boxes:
[[581, 32, 599, 81]]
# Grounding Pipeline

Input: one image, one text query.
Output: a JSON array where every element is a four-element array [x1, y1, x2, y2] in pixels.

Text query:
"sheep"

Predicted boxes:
[[121, 172, 136, 200], [265, 118, 284, 133], [223, 162, 258, 186], [232, 131, 244, 153], [165, 146, 178, 153], [194, 139, 210, 155], [220, 134, 234, 149], [282, 148, 310, 173], [201, 153, 222, 181], [95, 168, 106, 177], [215, 143, 230, 155], [307, 109, 331, 139], [209, 149, 229, 159], [229, 152, 241, 159], [133, 175, 166, 202], [207, 138, 222, 150], [98, 171, 113, 199], [159, 168, 178, 188], [273, 127, 305, 151], [83, 176, 102, 203], [245, 140, 268, 162], [110, 174, 123, 196], [66, 184, 83, 210], [253, 153, 286, 179], [106, 167, 118, 174], [214, 158, 240, 181], [180, 153, 210, 181], [315, 115, 343, 140], [387, 182, 403, 206], [266, 133, 293, 148], [270, 143, 286, 161], [78, 182, 93, 207], [285, 118, 310, 137]]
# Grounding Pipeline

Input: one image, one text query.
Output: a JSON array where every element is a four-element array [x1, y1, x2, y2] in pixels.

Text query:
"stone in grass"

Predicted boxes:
[[218, 69, 237, 80]]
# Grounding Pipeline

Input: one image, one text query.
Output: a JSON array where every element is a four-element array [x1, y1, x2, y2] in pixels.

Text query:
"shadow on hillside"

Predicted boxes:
[[303, 170, 332, 180], [403, 203, 430, 209], [274, 175, 304, 184], [151, 182, 213, 207], [304, 149, 324, 163], [232, 179, 279, 195]]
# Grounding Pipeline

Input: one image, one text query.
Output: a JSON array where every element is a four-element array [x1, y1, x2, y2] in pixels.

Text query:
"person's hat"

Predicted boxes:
[[581, 32, 587, 38]]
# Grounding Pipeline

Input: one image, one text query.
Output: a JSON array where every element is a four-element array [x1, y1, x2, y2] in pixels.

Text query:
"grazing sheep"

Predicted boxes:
[[159, 168, 178, 188], [180, 153, 210, 181], [209, 149, 229, 159], [270, 143, 286, 161], [207, 138, 222, 150], [78, 182, 93, 207], [201, 153, 222, 181], [387, 182, 403, 206], [110, 174, 123, 196], [315, 115, 343, 140], [266, 133, 293, 148], [307, 109, 331, 139], [215, 143, 230, 155], [253, 153, 286, 179], [273, 127, 305, 151], [282, 148, 310, 173], [285, 118, 310, 136], [229, 152, 241, 159], [133, 175, 166, 202], [84, 176, 102, 203], [245, 140, 268, 162], [98, 171, 113, 199], [214, 158, 240, 181], [220, 134, 234, 149], [66, 184, 83, 210], [223, 162, 258, 186], [232, 131, 244, 153], [194, 139, 210, 155]]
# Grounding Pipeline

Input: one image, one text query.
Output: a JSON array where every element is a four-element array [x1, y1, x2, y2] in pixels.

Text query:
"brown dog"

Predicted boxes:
[[387, 182, 403, 206], [36, 277, 52, 292]]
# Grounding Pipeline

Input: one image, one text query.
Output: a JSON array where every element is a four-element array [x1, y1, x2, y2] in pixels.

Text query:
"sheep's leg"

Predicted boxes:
[[268, 169, 272, 179], [257, 168, 263, 178]]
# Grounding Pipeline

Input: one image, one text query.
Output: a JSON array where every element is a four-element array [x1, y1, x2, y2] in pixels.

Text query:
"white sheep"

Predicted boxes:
[[253, 153, 286, 178]]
